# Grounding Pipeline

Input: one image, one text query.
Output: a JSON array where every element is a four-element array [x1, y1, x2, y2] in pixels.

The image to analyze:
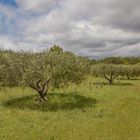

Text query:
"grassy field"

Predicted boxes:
[[0, 78, 140, 140]]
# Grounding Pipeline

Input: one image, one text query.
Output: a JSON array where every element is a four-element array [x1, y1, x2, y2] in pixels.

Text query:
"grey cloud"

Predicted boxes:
[[0, 0, 140, 58], [100, 0, 140, 32]]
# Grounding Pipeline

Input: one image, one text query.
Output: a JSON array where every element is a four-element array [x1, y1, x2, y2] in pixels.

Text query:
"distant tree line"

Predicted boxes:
[[91, 56, 140, 65]]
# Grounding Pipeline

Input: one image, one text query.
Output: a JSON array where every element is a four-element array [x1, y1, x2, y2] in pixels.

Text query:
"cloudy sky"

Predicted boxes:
[[0, 0, 140, 58]]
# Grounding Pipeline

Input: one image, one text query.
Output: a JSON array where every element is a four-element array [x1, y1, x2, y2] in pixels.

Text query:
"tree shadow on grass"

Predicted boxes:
[[103, 82, 134, 86], [120, 78, 140, 81], [92, 82, 134, 86], [4, 93, 97, 112]]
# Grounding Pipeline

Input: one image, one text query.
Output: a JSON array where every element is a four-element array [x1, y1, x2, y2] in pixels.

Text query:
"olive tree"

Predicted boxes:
[[26, 48, 90, 101], [132, 65, 140, 78], [119, 65, 140, 79], [0, 47, 90, 102], [0, 52, 24, 88], [91, 64, 121, 84], [119, 65, 133, 79]]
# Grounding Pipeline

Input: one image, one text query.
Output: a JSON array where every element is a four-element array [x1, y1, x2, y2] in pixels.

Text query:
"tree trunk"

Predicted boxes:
[[30, 79, 49, 102], [109, 79, 113, 85], [104, 74, 118, 85], [104, 74, 113, 85], [126, 74, 130, 80]]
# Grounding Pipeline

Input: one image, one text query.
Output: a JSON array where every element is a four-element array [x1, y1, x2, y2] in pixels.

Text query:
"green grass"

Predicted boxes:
[[0, 78, 140, 140]]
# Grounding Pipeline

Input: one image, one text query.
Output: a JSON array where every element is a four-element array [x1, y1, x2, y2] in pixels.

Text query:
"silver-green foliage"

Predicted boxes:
[[91, 64, 140, 84], [0, 47, 90, 89]]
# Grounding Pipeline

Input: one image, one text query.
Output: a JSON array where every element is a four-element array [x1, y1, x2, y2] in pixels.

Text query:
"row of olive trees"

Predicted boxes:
[[0, 46, 90, 101], [91, 64, 140, 84], [1, 46, 140, 101]]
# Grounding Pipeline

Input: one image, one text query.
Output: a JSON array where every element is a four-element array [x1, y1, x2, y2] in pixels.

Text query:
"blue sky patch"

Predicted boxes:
[[0, 0, 18, 7]]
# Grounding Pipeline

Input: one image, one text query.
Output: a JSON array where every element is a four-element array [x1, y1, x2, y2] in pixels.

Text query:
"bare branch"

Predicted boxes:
[[36, 79, 42, 90], [104, 74, 110, 81], [42, 79, 50, 95], [30, 84, 38, 91]]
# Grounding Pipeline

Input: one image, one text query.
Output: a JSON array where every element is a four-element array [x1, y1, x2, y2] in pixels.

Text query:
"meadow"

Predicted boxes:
[[0, 77, 139, 140]]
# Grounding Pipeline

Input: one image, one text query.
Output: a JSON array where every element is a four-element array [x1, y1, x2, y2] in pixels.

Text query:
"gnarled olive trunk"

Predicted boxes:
[[30, 79, 49, 102], [126, 74, 130, 80], [104, 73, 118, 85]]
